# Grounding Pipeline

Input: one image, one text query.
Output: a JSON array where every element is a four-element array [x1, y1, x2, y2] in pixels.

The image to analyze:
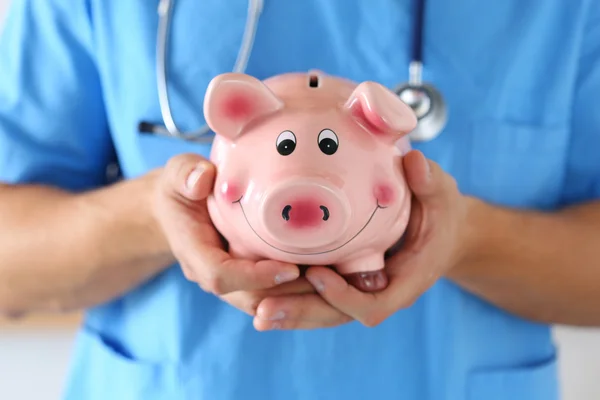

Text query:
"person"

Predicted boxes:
[[0, 1, 598, 399]]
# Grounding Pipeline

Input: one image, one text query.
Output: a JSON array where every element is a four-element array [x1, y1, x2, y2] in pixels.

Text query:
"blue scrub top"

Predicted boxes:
[[1, 1, 599, 399]]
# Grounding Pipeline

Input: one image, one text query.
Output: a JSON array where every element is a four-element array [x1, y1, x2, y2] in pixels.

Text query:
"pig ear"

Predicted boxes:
[[343, 81, 417, 143], [204, 73, 284, 140]]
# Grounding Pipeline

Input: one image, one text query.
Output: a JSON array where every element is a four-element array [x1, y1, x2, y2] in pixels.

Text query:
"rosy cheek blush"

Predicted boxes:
[[220, 180, 242, 203], [373, 183, 395, 207]]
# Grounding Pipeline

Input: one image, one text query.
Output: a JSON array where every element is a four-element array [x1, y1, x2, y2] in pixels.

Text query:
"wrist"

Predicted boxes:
[[139, 168, 174, 262], [447, 195, 490, 279], [76, 169, 175, 267]]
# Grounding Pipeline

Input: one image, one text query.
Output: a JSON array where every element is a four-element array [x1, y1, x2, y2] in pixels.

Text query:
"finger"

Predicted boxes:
[[402, 150, 456, 202], [253, 276, 317, 297], [253, 293, 352, 330], [180, 261, 197, 282], [170, 213, 302, 294], [185, 245, 301, 295], [221, 278, 316, 317], [305, 266, 391, 327], [402, 197, 426, 245], [162, 153, 216, 202], [384, 241, 439, 302]]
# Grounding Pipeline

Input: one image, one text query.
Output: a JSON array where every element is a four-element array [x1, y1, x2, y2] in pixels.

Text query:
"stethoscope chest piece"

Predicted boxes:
[[394, 0, 448, 143], [395, 81, 447, 142]]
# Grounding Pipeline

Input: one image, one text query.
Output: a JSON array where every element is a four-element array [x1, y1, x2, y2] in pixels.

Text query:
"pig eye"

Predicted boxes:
[[317, 129, 338, 155], [276, 130, 296, 156]]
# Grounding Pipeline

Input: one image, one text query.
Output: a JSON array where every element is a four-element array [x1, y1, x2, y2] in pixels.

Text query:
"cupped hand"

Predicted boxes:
[[253, 150, 478, 330], [153, 153, 314, 316]]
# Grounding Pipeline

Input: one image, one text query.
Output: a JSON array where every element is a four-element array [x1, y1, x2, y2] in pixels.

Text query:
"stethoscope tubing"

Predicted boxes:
[[139, 0, 264, 143], [139, 0, 445, 144]]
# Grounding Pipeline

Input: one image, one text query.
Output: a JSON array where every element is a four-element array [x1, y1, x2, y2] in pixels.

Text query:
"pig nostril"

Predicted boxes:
[[281, 203, 330, 223], [320, 206, 330, 221], [282, 205, 292, 221]]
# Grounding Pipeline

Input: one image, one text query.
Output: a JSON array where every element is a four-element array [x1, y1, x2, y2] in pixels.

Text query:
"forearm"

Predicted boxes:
[[0, 171, 174, 316], [448, 197, 600, 326]]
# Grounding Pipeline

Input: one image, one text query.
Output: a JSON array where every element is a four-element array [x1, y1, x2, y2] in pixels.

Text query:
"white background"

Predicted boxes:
[[0, 1, 599, 399]]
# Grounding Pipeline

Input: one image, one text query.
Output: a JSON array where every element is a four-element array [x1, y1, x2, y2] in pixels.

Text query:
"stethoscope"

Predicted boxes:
[[139, 0, 447, 143]]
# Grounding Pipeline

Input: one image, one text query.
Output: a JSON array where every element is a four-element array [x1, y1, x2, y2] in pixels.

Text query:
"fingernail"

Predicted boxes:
[[185, 164, 205, 192], [274, 271, 298, 284], [256, 305, 267, 319], [307, 276, 325, 292], [423, 157, 432, 180], [268, 310, 286, 321], [257, 307, 286, 321]]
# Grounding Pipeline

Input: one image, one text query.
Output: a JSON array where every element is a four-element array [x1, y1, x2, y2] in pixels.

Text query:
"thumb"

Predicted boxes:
[[163, 153, 216, 202], [402, 150, 450, 202]]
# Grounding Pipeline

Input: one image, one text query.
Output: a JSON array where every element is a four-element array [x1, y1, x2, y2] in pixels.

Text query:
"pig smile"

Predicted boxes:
[[233, 197, 386, 255]]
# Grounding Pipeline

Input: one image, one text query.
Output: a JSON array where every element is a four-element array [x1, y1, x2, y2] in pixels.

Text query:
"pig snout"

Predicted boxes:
[[259, 180, 351, 250], [280, 200, 330, 227]]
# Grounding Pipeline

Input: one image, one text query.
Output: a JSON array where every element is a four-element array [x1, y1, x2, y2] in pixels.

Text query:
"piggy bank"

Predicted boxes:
[[204, 71, 416, 292]]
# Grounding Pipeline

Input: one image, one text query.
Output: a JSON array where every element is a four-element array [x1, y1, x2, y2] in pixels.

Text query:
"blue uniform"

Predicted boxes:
[[1, 1, 599, 399]]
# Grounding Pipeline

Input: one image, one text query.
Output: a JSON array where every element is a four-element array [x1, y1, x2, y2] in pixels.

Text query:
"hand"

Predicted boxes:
[[253, 150, 477, 330], [153, 153, 309, 316]]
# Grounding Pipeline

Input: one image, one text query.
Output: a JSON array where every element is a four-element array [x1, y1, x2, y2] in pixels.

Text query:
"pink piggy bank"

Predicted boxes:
[[204, 71, 417, 292]]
